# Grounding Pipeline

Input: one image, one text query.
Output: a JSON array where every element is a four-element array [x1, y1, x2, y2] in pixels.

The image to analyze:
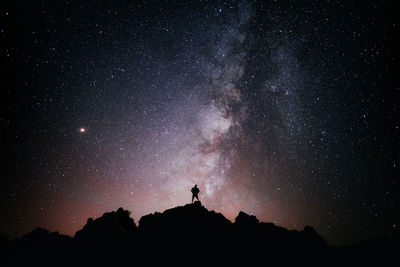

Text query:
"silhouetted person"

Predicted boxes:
[[191, 184, 200, 203]]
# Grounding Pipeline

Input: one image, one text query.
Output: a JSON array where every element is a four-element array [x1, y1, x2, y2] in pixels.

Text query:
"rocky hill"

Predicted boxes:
[[4, 201, 398, 265]]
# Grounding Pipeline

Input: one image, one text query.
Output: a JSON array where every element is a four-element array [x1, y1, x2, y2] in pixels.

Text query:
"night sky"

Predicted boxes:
[[2, 0, 399, 245]]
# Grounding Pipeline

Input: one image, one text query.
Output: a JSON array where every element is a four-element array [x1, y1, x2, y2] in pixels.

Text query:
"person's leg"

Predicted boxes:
[[192, 195, 194, 203]]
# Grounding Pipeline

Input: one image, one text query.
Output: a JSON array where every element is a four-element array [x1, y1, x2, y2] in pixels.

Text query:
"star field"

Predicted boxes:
[[2, 0, 399, 245]]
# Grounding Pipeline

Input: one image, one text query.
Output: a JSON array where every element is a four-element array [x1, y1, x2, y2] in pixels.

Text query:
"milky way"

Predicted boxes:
[[3, 0, 399, 245]]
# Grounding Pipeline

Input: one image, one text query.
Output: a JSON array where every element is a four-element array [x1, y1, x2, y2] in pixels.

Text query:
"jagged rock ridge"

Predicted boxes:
[[4, 202, 399, 265]]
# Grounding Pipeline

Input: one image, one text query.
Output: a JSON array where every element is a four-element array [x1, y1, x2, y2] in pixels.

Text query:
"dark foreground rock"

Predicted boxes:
[[4, 202, 399, 265]]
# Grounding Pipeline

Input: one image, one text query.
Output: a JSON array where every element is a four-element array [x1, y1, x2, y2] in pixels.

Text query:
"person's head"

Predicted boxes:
[[195, 184, 197, 187]]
